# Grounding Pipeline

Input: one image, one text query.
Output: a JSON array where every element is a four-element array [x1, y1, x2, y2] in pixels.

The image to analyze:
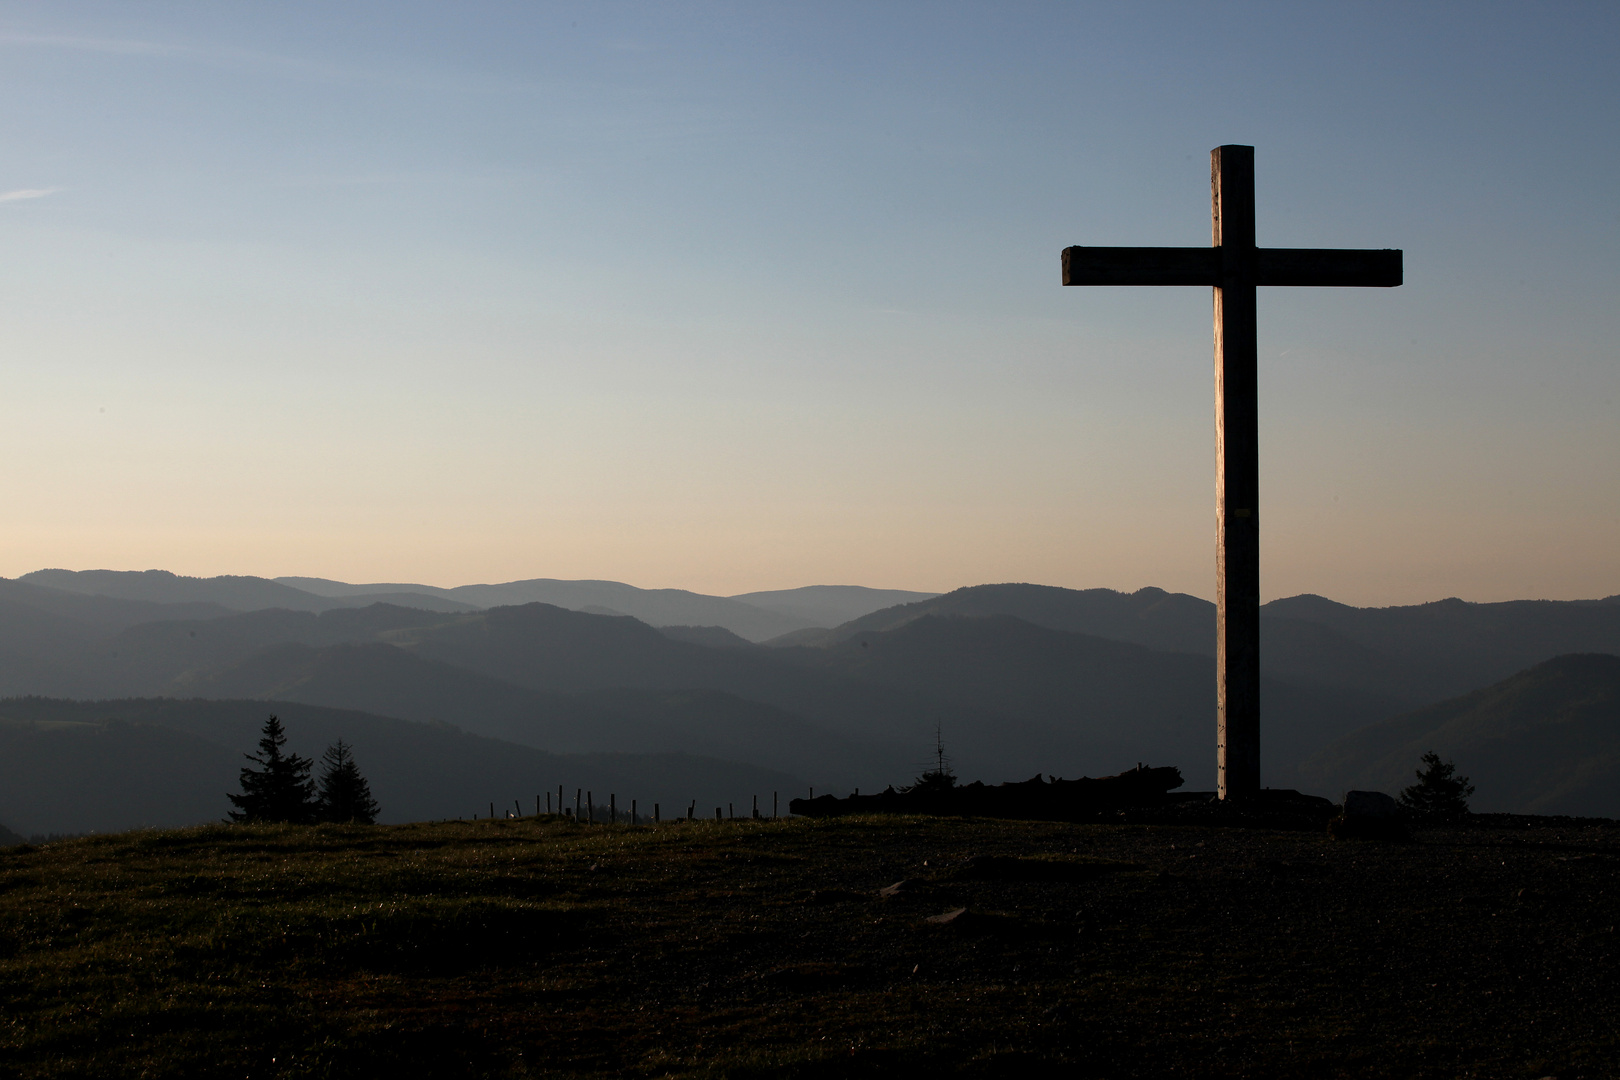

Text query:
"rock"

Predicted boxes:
[[925, 907, 967, 925], [879, 879, 912, 897], [1343, 790, 1399, 819], [1329, 790, 1408, 840]]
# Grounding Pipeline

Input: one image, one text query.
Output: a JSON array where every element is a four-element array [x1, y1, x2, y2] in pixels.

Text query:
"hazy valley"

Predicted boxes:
[[2, 568, 1618, 837]]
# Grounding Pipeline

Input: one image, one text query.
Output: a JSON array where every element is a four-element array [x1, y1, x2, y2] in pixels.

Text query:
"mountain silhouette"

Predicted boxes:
[[1286, 653, 1620, 816], [787, 583, 1217, 654], [813, 583, 1620, 709], [0, 697, 805, 836], [186, 640, 885, 785], [5, 571, 1619, 825], [69, 604, 462, 698], [0, 578, 232, 697], [730, 585, 940, 628], [1261, 594, 1620, 701], [0, 576, 231, 631], [23, 569, 476, 615], [280, 576, 808, 640], [656, 625, 758, 649], [278, 577, 936, 640]]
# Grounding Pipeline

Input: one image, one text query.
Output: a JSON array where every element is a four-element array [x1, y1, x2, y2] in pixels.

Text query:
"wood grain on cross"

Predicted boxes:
[[1062, 145, 1401, 800]]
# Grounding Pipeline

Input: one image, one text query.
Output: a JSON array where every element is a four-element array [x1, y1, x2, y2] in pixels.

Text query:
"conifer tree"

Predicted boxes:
[[227, 715, 317, 823], [316, 738, 380, 824], [1399, 750, 1475, 817]]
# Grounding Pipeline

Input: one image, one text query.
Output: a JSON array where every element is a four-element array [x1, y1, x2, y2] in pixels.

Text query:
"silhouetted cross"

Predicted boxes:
[[1062, 145, 1401, 800]]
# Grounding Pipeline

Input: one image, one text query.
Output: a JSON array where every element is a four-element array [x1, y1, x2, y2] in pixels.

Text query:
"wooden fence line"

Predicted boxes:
[[478, 786, 799, 825]]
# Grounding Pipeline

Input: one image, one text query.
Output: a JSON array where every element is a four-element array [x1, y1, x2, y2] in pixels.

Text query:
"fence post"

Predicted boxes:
[[588, 791, 594, 825], [715, 807, 722, 823], [654, 803, 660, 823], [490, 801, 494, 819], [753, 795, 759, 820], [774, 791, 778, 820], [575, 788, 582, 821], [610, 794, 616, 825]]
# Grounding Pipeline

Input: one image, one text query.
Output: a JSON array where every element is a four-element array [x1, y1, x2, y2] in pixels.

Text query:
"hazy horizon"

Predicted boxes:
[[10, 564, 1618, 609], [2, 3, 1616, 606]]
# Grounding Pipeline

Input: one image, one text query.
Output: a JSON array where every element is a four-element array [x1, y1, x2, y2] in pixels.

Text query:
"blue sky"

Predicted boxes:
[[1, 2, 1616, 601]]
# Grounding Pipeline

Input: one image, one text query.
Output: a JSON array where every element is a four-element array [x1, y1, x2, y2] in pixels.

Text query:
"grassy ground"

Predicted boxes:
[[1, 814, 1617, 1079]]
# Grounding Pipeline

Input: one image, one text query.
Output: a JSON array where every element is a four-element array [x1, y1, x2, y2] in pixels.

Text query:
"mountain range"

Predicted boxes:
[[2, 569, 1618, 835], [24, 569, 937, 641], [0, 696, 799, 837], [1289, 653, 1620, 817]]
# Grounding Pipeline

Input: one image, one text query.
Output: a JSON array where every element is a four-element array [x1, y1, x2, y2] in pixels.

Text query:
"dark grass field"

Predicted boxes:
[[2, 813, 1617, 1078]]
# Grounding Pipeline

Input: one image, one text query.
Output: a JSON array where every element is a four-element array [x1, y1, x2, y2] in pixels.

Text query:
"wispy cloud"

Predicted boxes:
[[0, 32, 355, 84], [0, 188, 59, 203], [0, 31, 564, 98], [0, 32, 180, 57]]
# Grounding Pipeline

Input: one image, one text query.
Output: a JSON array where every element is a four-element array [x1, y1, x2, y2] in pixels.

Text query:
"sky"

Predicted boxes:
[[1, 1, 1616, 603]]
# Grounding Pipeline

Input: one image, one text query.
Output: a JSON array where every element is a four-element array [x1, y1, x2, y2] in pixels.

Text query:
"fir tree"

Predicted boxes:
[[316, 738, 380, 824], [227, 715, 317, 824], [1399, 750, 1475, 817]]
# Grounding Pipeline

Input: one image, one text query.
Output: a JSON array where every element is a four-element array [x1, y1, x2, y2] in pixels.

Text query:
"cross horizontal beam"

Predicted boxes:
[[1061, 246, 1402, 288]]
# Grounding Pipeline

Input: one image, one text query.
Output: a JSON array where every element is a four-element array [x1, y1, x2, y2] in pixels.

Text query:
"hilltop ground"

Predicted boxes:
[[2, 814, 1617, 1079]]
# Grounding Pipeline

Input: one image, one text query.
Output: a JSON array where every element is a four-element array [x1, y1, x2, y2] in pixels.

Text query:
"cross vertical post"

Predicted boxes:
[[1212, 145, 1260, 800]]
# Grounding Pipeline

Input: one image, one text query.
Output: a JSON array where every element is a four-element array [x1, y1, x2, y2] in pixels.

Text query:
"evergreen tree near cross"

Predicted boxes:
[[1400, 751, 1475, 817], [227, 715, 318, 824], [317, 738, 380, 824]]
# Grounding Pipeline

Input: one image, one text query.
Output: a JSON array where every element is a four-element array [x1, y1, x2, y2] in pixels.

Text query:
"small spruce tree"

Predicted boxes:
[[227, 715, 318, 824], [316, 738, 380, 824], [1399, 750, 1475, 817]]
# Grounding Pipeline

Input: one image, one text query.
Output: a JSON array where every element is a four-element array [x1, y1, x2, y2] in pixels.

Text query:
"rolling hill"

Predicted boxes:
[[6, 569, 1620, 826], [801, 583, 1620, 705], [281, 575, 814, 640], [1286, 653, 1620, 817], [22, 569, 477, 615], [384, 601, 1390, 788], [729, 585, 939, 628], [1263, 593, 1620, 701], [0, 697, 805, 836], [277, 578, 938, 640], [187, 640, 892, 786]]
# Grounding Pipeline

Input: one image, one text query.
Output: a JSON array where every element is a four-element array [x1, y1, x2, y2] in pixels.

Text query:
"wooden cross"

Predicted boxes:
[[1061, 145, 1401, 800]]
